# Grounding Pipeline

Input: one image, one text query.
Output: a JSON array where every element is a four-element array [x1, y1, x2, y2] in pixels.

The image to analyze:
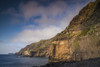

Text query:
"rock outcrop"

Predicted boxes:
[[16, 0, 100, 62]]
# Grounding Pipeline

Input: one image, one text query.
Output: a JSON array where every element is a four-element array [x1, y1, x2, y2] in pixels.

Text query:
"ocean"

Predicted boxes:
[[0, 54, 48, 67]]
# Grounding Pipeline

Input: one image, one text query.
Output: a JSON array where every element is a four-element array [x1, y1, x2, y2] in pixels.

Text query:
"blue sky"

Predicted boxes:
[[0, 0, 94, 54]]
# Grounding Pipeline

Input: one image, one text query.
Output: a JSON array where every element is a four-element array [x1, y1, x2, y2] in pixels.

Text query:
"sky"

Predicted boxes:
[[0, 0, 95, 54]]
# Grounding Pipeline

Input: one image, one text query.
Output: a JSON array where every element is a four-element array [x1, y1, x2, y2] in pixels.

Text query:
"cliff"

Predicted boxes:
[[48, 0, 100, 61], [16, 39, 52, 57], [16, 0, 100, 62]]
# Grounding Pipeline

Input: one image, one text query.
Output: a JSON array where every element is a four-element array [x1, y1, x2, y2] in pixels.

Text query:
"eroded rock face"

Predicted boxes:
[[48, 0, 100, 61], [49, 40, 72, 61]]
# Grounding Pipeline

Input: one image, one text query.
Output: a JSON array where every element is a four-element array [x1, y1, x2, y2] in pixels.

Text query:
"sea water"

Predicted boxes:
[[0, 54, 48, 67]]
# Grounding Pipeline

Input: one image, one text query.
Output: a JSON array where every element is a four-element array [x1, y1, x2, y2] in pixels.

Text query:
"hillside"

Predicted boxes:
[[16, 0, 100, 62], [16, 39, 52, 57]]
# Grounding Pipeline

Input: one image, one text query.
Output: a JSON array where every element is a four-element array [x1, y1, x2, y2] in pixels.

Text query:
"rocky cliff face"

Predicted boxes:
[[16, 0, 100, 62], [48, 0, 100, 61]]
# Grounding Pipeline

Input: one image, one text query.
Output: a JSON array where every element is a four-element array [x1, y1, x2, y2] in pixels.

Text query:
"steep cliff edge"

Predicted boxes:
[[16, 39, 52, 57], [16, 0, 100, 62], [48, 0, 100, 61]]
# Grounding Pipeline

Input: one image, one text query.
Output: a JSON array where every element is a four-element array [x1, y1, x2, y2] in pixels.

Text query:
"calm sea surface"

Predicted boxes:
[[0, 54, 48, 67]]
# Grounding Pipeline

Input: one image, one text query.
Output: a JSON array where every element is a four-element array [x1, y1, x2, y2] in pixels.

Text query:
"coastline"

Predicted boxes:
[[38, 58, 100, 67]]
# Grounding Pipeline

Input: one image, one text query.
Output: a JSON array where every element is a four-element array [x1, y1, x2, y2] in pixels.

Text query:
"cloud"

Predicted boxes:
[[33, 15, 58, 27], [11, 0, 94, 44], [11, 26, 62, 44], [11, 13, 76, 44], [19, 0, 67, 20], [3, 0, 68, 25], [44, 1, 67, 17], [19, 1, 40, 20], [4, 0, 92, 25]]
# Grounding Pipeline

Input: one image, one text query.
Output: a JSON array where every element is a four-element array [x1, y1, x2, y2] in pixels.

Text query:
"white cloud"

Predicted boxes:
[[11, 26, 62, 44], [19, 1, 40, 20], [11, 13, 76, 44]]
